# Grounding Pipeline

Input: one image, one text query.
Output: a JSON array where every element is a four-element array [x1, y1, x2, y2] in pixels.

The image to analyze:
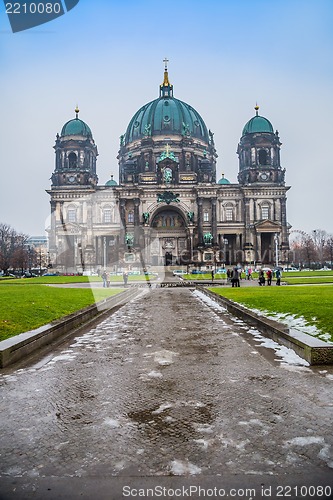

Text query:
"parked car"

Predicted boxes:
[[215, 268, 227, 274], [283, 267, 298, 271], [172, 269, 187, 276], [42, 272, 59, 276]]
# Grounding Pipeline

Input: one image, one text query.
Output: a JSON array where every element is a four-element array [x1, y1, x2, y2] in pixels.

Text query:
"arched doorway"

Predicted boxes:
[[165, 252, 173, 266], [150, 208, 188, 266]]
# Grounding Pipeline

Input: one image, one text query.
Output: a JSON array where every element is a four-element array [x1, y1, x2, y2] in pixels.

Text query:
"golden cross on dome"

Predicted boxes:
[[165, 143, 170, 155]]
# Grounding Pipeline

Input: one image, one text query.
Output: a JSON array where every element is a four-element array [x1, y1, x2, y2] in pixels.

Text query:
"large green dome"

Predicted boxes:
[[242, 106, 274, 136], [125, 88, 209, 144], [61, 108, 92, 138]]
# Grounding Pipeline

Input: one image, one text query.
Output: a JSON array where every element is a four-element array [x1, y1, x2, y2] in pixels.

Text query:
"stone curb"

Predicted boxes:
[[197, 286, 333, 365], [0, 288, 140, 368]]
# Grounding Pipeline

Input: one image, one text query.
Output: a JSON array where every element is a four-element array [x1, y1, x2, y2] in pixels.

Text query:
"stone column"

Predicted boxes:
[[197, 197, 204, 245], [119, 199, 126, 248], [49, 200, 57, 252], [211, 198, 217, 245], [134, 198, 140, 247], [256, 233, 262, 263]]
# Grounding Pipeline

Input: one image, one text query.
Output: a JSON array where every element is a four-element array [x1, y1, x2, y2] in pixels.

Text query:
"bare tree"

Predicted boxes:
[[325, 236, 333, 269], [0, 223, 29, 273], [312, 229, 327, 267]]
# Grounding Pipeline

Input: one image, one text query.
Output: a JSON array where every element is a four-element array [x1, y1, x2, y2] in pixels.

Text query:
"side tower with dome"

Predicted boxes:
[[47, 63, 290, 273], [51, 107, 98, 188], [236, 105, 290, 265]]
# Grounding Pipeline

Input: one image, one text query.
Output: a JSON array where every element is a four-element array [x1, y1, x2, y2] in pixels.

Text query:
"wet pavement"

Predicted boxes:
[[0, 287, 333, 499]]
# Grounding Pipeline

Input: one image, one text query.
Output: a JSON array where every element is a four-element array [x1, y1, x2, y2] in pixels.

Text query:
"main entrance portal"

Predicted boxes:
[[165, 252, 173, 266], [150, 208, 188, 266]]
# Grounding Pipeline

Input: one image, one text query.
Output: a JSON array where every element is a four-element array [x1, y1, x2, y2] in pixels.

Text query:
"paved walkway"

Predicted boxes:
[[0, 288, 332, 499]]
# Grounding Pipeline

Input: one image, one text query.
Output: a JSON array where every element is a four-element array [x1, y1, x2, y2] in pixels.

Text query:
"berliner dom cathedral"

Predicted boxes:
[[47, 61, 290, 272]]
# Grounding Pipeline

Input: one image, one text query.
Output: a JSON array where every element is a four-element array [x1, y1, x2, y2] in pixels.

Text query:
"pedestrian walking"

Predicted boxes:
[[266, 269, 272, 286], [275, 268, 281, 286], [231, 267, 240, 287], [123, 271, 128, 286], [102, 270, 107, 288], [211, 269, 214, 282]]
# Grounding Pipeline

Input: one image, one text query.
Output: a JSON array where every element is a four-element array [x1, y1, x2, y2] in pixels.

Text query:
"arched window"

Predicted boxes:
[[223, 203, 234, 222], [258, 149, 268, 165], [67, 208, 76, 222], [128, 211, 134, 223], [225, 208, 233, 221], [103, 207, 112, 223], [68, 152, 78, 168], [261, 203, 270, 220]]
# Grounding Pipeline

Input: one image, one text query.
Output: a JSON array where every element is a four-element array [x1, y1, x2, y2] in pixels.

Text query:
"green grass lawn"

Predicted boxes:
[[182, 270, 333, 285], [183, 273, 227, 280], [209, 285, 333, 342], [283, 277, 333, 285], [0, 284, 122, 341], [0, 274, 157, 285]]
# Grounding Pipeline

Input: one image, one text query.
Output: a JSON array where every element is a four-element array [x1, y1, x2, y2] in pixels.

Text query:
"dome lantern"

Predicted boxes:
[[160, 57, 173, 98]]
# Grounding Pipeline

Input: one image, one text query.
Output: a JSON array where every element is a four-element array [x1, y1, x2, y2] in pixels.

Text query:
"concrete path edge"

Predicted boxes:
[[198, 286, 333, 365], [0, 288, 140, 368]]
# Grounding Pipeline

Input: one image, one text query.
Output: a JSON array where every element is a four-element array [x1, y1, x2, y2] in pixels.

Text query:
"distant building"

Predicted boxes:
[[47, 63, 290, 272]]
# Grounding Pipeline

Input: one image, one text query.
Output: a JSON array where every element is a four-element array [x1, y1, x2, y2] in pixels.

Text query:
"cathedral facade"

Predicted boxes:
[[47, 64, 290, 273]]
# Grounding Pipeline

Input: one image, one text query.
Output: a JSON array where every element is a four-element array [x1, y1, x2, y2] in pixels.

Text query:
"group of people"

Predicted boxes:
[[224, 266, 282, 287], [258, 268, 281, 286], [101, 270, 128, 287]]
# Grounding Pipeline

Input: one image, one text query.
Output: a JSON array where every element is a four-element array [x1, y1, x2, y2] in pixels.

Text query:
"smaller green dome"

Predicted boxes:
[[105, 175, 118, 186], [242, 106, 274, 136], [61, 118, 92, 138], [218, 174, 230, 185], [61, 108, 92, 138]]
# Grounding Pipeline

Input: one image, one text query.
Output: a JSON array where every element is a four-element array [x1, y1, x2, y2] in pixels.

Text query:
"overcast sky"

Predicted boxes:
[[1, 0, 332, 237]]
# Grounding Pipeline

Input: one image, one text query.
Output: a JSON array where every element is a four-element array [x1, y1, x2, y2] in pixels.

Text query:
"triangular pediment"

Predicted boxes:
[[255, 219, 281, 232], [61, 222, 83, 234]]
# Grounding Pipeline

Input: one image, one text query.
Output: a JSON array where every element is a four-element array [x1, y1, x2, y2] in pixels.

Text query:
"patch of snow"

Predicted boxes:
[[170, 459, 202, 475], [238, 418, 266, 427], [104, 418, 121, 428], [193, 423, 214, 433], [164, 416, 176, 423], [152, 403, 172, 414], [247, 307, 332, 344], [284, 436, 333, 468], [285, 436, 324, 446], [153, 349, 179, 366], [192, 290, 227, 313], [51, 353, 76, 362], [147, 370, 163, 378], [247, 329, 310, 367], [193, 438, 210, 450]]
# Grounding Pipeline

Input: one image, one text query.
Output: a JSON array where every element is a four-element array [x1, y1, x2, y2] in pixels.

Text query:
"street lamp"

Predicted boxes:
[[274, 233, 279, 268], [223, 238, 228, 265], [103, 237, 107, 270]]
